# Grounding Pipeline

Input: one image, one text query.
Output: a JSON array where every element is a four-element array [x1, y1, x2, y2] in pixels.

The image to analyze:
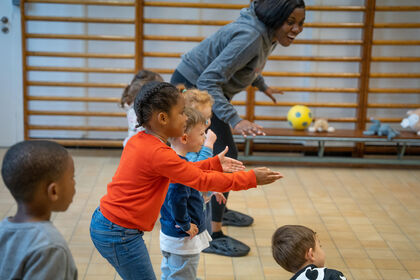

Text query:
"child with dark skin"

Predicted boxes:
[[0, 140, 77, 279]]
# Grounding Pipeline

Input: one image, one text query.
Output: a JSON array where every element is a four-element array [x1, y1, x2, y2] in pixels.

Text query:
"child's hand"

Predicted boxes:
[[217, 146, 245, 172], [253, 167, 283, 185], [212, 192, 226, 204], [185, 223, 198, 239], [203, 193, 212, 203], [204, 129, 217, 149]]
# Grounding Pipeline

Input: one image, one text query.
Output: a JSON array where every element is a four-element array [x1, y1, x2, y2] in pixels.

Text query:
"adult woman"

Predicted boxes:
[[171, 0, 305, 257]]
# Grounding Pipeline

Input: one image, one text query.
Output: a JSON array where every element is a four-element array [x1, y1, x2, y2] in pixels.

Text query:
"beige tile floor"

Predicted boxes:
[[1, 148, 420, 280]]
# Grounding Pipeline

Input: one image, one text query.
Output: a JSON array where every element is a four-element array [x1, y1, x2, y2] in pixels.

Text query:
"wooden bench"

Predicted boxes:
[[233, 128, 420, 166]]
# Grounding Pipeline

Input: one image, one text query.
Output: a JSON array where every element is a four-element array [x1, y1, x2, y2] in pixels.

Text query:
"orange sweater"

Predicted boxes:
[[100, 131, 256, 231]]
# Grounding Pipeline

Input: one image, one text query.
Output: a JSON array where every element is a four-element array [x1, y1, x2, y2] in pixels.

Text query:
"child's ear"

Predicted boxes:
[[305, 247, 315, 262], [157, 112, 169, 125], [47, 182, 59, 202], [180, 133, 188, 144]]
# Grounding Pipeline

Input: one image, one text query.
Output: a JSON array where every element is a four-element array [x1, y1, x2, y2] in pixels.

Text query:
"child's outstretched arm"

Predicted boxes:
[[192, 146, 245, 173]]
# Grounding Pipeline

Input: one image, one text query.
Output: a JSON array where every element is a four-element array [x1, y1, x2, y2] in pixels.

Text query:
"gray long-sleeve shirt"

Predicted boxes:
[[176, 1, 276, 128], [0, 218, 78, 280]]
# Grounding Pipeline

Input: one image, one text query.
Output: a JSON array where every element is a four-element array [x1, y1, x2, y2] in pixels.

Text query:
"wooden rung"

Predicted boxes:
[[370, 73, 420, 78], [28, 110, 125, 117], [26, 16, 135, 24], [27, 66, 135, 73], [262, 71, 360, 78], [271, 87, 358, 93], [231, 101, 246, 106], [254, 116, 357, 122], [26, 33, 135, 41], [143, 35, 363, 45], [374, 23, 420, 28], [29, 125, 127, 131], [371, 57, 420, 62], [28, 96, 120, 103], [375, 6, 420, 11], [27, 51, 134, 59], [28, 81, 126, 88], [369, 88, 420, 94], [269, 56, 361, 62], [254, 102, 357, 108], [25, 0, 135, 6], [368, 103, 420, 109], [144, 2, 366, 12], [32, 138, 123, 148], [304, 23, 363, 28], [367, 118, 412, 123], [373, 40, 420, 45]]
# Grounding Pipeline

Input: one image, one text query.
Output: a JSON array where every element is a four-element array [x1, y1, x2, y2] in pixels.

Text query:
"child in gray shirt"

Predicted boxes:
[[0, 140, 77, 279]]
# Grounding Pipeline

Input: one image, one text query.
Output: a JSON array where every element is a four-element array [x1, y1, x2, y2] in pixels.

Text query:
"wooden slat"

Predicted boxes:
[[21, 1, 29, 139], [254, 102, 357, 108], [254, 116, 357, 122], [369, 88, 420, 93], [27, 66, 134, 73], [26, 33, 134, 41], [375, 6, 420, 11], [262, 71, 360, 78], [374, 23, 420, 28], [28, 110, 125, 117], [26, 16, 134, 24], [271, 87, 359, 93], [29, 125, 127, 131], [28, 96, 120, 103], [28, 81, 126, 88], [26, 0, 135, 6], [35, 138, 123, 147], [27, 51, 134, 59], [143, 35, 364, 45], [368, 103, 420, 109], [371, 57, 420, 62], [269, 55, 361, 62], [373, 40, 420, 45], [370, 73, 420, 78]]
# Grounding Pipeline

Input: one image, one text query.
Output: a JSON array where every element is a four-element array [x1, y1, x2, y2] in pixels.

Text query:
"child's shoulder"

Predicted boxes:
[[291, 265, 346, 280]]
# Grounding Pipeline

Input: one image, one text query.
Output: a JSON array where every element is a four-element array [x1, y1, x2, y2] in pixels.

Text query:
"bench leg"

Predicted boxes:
[[244, 138, 251, 157], [398, 143, 407, 159], [318, 141, 325, 157]]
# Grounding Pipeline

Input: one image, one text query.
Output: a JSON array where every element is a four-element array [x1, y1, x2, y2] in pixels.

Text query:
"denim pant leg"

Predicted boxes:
[[161, 251, 200, 280], [90, 207, 156, 280]]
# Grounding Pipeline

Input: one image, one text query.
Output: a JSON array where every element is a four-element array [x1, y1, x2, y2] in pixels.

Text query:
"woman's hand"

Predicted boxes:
[[217, 146, 245, 172], [234, 120, 265, 137], [263, 87, 283, 103], [253, 167, 283, 185], [212, 192, 227, 204]]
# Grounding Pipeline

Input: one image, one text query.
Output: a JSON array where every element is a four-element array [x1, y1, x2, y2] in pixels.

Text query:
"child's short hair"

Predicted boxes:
[[134, 81, 180, 127], [1, 140, 69, 203], [183, 89, 214, 109], [184, 107, 206, 133], [120, 69, 164, 107], [272, 225, 316, 273]]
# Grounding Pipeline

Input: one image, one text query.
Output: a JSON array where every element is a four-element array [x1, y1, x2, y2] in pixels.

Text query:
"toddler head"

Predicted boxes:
[[181, 107, 207, 153], [183, 89, 214, 127], [272, 225, 325, 273], [120, 69, 164, 108], [1, 140, 75, 212]]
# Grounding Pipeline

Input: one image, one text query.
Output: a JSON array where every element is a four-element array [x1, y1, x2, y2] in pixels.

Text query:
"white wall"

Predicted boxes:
[[0, 0, 24, 147]]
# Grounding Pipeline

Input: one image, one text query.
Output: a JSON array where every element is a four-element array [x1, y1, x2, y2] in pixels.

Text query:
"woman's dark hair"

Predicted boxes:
[[255, 0, 305, 30], [134, 81, 180, 127], [1, 140, 69, 203], [120, 70, 164, 107]]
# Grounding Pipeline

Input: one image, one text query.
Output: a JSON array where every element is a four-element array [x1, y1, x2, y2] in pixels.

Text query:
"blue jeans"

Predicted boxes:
[[89, 207, 156, 280], [161, 250, 200, 280]]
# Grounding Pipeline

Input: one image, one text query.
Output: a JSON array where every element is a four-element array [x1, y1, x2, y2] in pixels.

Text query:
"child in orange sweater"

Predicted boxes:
[[90, 81, 282, 280]]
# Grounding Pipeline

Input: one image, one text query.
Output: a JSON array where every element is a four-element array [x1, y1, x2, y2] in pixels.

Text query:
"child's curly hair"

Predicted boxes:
[[120, 70, 164, 108], [134, 82, 181, 128]]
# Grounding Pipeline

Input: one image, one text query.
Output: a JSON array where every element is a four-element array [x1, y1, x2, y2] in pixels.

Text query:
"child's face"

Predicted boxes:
[[167, 96, 187, 137], [52, 155, 76, 212], [185, 123, 207, 153], [195, 103, 212, 128], [312, 235, 326, 268]]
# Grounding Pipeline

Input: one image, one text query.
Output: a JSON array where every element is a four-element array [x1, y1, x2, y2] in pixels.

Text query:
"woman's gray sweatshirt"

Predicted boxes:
[[176, 2, 277, 128]]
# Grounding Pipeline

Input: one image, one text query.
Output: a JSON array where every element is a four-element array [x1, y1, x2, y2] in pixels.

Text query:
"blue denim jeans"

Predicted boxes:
[[90, 207, 156, 280], [161, 250, 200, 280]]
